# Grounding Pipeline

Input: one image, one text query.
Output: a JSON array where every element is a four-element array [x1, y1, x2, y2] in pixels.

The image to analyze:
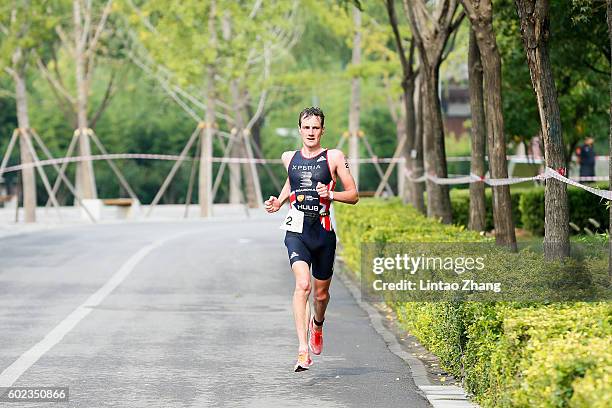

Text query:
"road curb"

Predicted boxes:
[[336, 259, 479, 408]]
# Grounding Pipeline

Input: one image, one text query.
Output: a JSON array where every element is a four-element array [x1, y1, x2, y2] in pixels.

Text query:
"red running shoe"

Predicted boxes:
[[294, 350, 312, 372], [309, 316, 323, 355]]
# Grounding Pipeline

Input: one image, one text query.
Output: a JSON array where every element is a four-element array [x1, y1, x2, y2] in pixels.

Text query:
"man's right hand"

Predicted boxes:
[[264, 196, 281, 213]]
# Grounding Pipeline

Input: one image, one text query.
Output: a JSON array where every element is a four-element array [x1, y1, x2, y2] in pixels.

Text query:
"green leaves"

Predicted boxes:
[[0, 0, 65, 73], [495, 0, 609, 155]]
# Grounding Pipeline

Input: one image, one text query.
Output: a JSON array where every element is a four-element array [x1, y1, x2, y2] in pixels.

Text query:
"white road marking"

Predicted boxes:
[[0, 231, 193, 387]]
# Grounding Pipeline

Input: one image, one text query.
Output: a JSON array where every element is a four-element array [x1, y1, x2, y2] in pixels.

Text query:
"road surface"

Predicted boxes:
[[0, 217, 430, 407]]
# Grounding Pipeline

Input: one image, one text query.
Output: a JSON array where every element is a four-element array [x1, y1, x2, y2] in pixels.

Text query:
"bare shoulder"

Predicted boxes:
[[326, 149, 346, 163], [281, 150, 295, 167], [281, 150, 295, 161]]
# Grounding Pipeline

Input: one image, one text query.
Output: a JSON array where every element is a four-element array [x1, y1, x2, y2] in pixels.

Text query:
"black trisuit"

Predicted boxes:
[[284, 149, 337, 280]]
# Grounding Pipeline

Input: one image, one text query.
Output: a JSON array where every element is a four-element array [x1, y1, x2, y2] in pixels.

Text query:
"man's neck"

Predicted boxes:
[[301, 145, 324, 158]]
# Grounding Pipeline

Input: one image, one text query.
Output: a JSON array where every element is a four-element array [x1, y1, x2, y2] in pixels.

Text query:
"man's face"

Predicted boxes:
[[299, 115, 324, 149]]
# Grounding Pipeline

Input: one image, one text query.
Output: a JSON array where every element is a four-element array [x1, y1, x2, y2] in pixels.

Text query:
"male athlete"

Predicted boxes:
[[264, 107, 359, 372]]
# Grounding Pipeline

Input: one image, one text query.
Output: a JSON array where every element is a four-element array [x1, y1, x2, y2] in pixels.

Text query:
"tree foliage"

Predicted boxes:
[[0, 0, 609, 203], [495, 0, 609, 162]]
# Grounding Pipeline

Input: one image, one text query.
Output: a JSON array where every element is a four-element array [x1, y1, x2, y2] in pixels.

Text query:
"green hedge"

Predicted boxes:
[[335, 199, 612, 407], [450, 188, 523, 231], [450, 184, 609, 236], [519, 186, 610, 236]]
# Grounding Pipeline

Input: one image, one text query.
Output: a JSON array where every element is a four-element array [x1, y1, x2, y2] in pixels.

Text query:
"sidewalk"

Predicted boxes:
[[337, 261, 480, 408]]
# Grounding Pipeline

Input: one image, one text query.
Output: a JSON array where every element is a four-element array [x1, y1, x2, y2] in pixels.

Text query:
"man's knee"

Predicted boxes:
[[295, 279, 311, 296], [314, 287, 330, 303]]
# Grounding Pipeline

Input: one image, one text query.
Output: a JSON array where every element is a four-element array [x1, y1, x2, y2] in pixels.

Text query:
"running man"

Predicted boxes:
[[264, 107, 359, 372]]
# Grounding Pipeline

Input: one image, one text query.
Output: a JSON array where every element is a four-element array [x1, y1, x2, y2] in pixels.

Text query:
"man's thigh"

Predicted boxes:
[[311, 232, 336, 281]]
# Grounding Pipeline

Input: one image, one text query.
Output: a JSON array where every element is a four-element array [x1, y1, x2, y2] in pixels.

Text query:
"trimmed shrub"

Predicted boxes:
[[450, 188, 523, 231], [335, 199, 612, 407], [486, 304, 612, 407], [450, 184, 610, 236], [519, 189, 546, 235], [519, 185, 610, 236]]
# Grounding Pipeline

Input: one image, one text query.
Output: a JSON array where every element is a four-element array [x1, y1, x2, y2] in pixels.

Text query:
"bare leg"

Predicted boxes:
[[304, 298, 311, 339], [312, 277, 332, 328], [291, 261, 311, 351]]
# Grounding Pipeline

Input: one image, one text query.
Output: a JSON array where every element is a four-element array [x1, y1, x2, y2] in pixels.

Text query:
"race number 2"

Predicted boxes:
[[280, 207, 304, 233]]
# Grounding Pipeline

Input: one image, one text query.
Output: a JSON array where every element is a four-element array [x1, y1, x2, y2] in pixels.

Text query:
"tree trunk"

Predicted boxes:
[[348, 5, 361, 188], [199, 68, 215, 217], [200, 0, 217, 217], [395, 115, 408, 200], [384, 0, 419, 208], [462, 0, 517, 248], [467, 27, 486, 232], [606, 0, 612, 282], [230, 81, 261, 208], [413, 73, 426, 214], [423, 65, 452, 223], [73, 0, 97, 200], [403, 0, 460, 223], [241, 130, 262, 208], [477, 13, 517, 249], [12, 56, 36, 223], [229, 132, 242, 204], [401, 82, 417, 205], [246, 105, 265, 154], [240, 137, 258, 207], [516, 0, 569, 259]]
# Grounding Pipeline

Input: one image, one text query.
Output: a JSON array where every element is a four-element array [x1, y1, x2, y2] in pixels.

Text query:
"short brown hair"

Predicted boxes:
[[298, 107, 325, 128]]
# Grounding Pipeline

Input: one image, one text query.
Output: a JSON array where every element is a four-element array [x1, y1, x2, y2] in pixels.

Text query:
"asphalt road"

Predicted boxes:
[[0, 217, 430, 407]]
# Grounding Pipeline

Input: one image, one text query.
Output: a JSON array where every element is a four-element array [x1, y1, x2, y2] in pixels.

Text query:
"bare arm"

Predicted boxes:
[[265, 151, 294, 213], [317, 149, 359, 205], [277, 178, 291, 206]]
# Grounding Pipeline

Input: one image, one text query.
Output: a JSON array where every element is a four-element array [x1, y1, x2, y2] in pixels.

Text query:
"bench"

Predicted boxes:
[[102, 198, 134, 207], [102, 198, 138, 219]]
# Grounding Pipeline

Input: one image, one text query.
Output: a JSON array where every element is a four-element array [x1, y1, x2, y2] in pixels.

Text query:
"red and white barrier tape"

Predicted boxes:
[[405, 167, 611, 200], [0, 154, 413, 175], [1, 153, 184, 174], [0, 154, 288, 174], [444, 155, 609, 162], [1, 153, 609, 200]]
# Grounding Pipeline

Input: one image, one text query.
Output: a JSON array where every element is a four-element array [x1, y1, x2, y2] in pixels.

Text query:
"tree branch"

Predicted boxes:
[[245, 43, 270, 131], [248, 0, 263, 19], [86, 0, 113, 57], [81, 0, 92, 48], [36, 57, 76, 105], [4, 66, 16, 79], [386, 0, 410, 76], [50, 46, 69, 92], [450, 7, 466, 33], [55, 26, 74, 54], [89, 68, 116, 128], [85, 0, 113, 85], [37, 67, 76, 125], [441, 12, 464, 63], [584, 59, 609, 76], [125, 0, 159, 34]]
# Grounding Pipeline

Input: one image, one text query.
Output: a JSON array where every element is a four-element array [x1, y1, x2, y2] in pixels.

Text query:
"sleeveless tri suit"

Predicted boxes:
[[284, 149, 337, 280]]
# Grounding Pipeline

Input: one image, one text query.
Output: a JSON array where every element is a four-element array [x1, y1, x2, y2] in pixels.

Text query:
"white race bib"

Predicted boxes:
[[280, 207, 304, 233]]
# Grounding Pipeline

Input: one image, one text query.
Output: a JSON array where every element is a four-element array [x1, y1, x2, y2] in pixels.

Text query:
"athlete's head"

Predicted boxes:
[[298, 107, 325, 149], [298, 107, 325, 128]]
